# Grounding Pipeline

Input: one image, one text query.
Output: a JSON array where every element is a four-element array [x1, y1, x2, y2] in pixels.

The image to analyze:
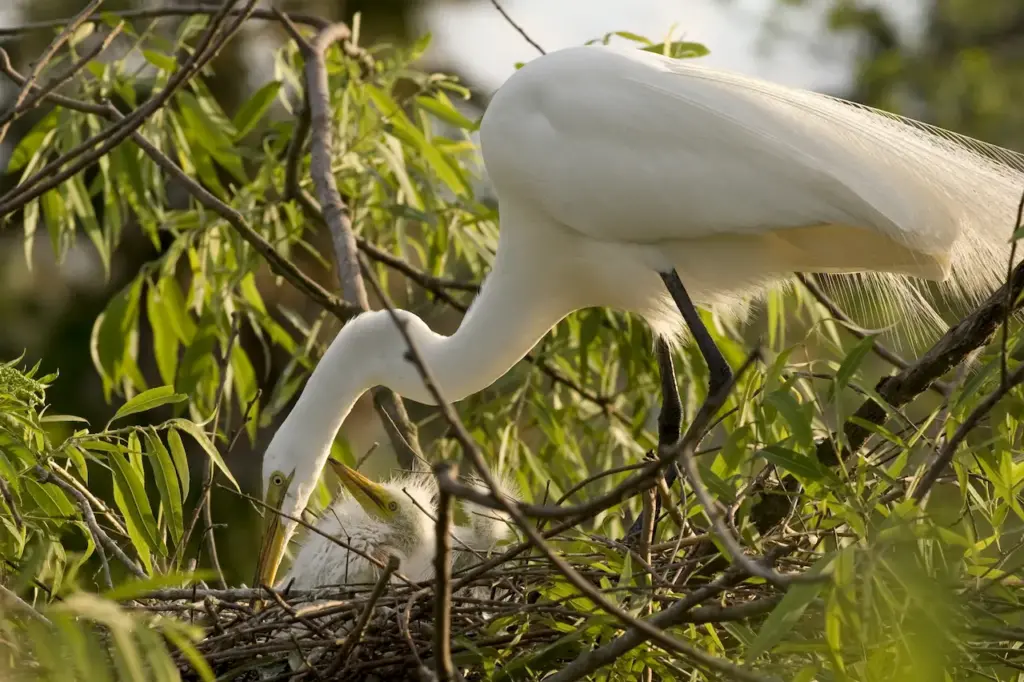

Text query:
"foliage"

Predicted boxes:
[[2, 6, 1024, 682]]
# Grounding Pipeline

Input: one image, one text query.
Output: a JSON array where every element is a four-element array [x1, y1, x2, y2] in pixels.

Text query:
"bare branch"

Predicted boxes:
[[913, 361, 1024, 501], [0, 0, 103, 146], [433, 461, 457, 682], [34, 465, 145, 584], [487, 0, 546, 55]]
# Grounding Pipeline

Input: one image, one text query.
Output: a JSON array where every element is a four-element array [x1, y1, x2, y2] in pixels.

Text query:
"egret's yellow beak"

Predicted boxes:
[[255, 471, 293, 589], [328, 459, 397, 519]]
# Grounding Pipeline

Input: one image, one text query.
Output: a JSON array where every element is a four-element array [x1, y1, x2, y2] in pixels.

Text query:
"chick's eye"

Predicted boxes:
[[388, 501, 398, 512], [272, 474, 283, 486]]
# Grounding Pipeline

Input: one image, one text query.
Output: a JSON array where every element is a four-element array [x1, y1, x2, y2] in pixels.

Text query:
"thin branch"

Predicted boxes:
[[360, 257, 775, 681], [487, 0, 546, 55], [0, 584, 51, 626], [1000, 191, 1024, 387], [327, 554, 400, 673], [817, 245, 1024, 466], [0, 21, 124, 135], [0, 0, 103, 146], [674, 424, 825, 587], [547, 549, 791, 682], [0, 6, 331, 38], [197, 316, 241, 589], [0, 0, 255, 219], [913, 361, 1024, 501], [433, 462, 458, 681], [300, 22, 424, 467], [0, 52, 364, 322], [0, 475, 23, 532], [34, 465, 145, 584]]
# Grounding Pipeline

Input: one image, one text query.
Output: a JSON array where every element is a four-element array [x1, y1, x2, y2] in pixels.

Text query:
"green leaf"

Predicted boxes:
[[834, 334, 878, 392], [169, 419, 238, 491], [142, 49, 177, 71], [642, 41, 710, 59], [415, 95, 479, 131], [145, 431, 183, 546], [166, 429, 191, 501], [146, 281, 180, 386], [108, 449, 162, 558], [101, 571, 208, 601], [110, 386, 186, 425], [162, 622, 215, 682], [760, 445, 831, 483], [23, 478, 76, 518], [746, 554, 832, 660], [763, 390, 813, 450], [90, 277, 145, 400], [232, 80, 283, 139]]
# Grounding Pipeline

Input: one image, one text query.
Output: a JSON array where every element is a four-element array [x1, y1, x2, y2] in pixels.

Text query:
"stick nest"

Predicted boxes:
[[132, 536, 786, 681]]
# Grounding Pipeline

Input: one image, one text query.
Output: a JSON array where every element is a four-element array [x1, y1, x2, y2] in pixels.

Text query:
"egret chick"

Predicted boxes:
[[279, 460, 436, 589], [452, 473, 521, 571]]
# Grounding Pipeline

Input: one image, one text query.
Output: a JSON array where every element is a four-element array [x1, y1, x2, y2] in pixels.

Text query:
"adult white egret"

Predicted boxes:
[[257, 43, 1024, 587], [274, 462, 519, 589]]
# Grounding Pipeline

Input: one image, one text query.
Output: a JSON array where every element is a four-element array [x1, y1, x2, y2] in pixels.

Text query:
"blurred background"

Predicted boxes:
[[1, 0, 1022, 583]]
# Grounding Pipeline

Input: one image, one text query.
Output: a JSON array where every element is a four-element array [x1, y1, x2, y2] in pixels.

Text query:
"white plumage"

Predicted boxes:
[[281, 473, 437, 589], [256, 44, 1024, 587], [277, 468, 519, 590]]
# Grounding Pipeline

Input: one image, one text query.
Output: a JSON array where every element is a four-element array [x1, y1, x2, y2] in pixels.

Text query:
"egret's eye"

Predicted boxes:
[[388, 501, 398, 512], [272, 474, 284, 486]]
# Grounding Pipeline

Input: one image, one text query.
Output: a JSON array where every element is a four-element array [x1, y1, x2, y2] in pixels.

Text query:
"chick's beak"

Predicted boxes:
[[328, 459, 393, 517]]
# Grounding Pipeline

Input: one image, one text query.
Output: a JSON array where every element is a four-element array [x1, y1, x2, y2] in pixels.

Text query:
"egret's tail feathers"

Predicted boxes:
[[662, 58, 1024, 351]]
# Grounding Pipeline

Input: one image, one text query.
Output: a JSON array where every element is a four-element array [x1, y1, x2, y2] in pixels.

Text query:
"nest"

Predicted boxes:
[[130, 535, 790, 681]]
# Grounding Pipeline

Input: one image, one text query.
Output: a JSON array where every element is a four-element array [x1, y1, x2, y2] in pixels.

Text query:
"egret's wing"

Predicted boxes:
[[481, 45, 1024, 342]]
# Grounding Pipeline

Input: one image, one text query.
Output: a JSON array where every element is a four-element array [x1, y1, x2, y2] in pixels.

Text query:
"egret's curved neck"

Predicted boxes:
[[398, 248, 574, 405], [277, 227, 577, 493]]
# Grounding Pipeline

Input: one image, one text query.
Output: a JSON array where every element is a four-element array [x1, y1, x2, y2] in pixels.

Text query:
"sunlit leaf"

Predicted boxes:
[[110, 386, 187, 425]]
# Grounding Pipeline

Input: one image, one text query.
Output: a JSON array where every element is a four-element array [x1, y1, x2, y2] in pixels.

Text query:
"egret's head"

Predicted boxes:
[[330, 460, 435, 549], [254, 308, 441, 587], [256, 427, 327, 588]]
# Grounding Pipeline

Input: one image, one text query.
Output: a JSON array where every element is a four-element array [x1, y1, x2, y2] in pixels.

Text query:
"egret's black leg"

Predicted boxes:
[[624, 270, 733, 541], [660, 269, 733, 397], [625, 338, 682, 540]]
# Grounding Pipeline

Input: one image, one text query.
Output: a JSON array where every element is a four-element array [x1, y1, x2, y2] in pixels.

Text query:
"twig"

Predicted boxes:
[[0, 0, 255, 219], [0, 22, 124, 134], [0, 584, 51, 626], [547, 549, 792, 682], [301, 21, 424, 467], [674, 425, 824, 586], [361, 258, 774, 680], [817, 246, 1024, 466], [327, 555, 400, 673], [1000, 191, 1024, 386], [429, 353, 758, 523], [487, 0, 545, 55], [34, 465, 144, 584], [0, 50, 365, 324], [0, 6, 331, 39], [197, 317, 242, 589], [0, 475, 23, 531], [913, 361, 1024, 502], [433, 461, 457, 682], [0, 0, 103, 146]]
